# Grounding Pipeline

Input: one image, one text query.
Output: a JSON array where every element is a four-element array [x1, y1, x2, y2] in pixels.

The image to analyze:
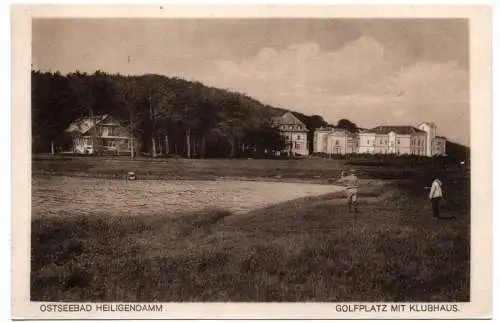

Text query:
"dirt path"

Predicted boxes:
[[32, 176, 345, 218]]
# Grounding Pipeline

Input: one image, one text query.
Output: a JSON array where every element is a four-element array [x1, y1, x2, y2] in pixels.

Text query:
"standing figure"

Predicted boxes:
[[338, 169, 359, 213], [429, 177, 444, 218]]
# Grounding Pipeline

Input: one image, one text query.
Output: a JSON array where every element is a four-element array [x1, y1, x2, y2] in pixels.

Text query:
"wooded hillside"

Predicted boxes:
[[32, 71, 468, 161], [32, 70, 328, 158]]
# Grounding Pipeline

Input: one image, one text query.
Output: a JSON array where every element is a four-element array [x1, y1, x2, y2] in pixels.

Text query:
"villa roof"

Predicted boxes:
[[272, 112, 306, 127], [66, 115, 110, 135], [315, 126, 355, 134], [315, 126, 335, 132], [366, 125, 427, 135]]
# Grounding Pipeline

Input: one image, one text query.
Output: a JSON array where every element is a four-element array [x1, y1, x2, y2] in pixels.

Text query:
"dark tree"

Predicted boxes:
[[446, 141, 470, 163], [31, 70, 324, 159], [243, 123, 284, 157], [336, 119, 359, 133]]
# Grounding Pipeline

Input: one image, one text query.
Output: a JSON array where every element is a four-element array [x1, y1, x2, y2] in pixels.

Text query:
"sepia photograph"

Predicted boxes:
[[11, 4, 492, 320]]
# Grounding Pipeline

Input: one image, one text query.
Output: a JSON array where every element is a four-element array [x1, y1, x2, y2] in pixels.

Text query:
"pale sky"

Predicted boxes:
[[32, 18, 470, 145]]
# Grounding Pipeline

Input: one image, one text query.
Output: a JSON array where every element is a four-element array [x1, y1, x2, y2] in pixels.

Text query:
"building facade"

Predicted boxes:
[[314, 123, 446, 156], [313, 127, 332, 153], [314, 127, 358, 155], [367, 126, 428, 155], [433, 136, 447, 156], [272, 112, 309, 156], [358, 130, 376, 154], [417, 122, 447, 156], [66, 115, 137, 155]]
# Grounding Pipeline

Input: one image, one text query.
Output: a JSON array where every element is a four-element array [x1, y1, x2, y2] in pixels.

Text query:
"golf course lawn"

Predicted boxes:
[[30, 156, 470, 302]]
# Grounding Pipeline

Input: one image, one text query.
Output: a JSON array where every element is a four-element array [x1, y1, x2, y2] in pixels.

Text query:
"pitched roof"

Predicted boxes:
[[315, 127, 358, 138], [367, 125, 427, 135], [325, 127, 353, 134], [359, 128, 373, 134], [315, 126, 335, 132], [272, 112, 307, 128], [65, 115, 109, 134]]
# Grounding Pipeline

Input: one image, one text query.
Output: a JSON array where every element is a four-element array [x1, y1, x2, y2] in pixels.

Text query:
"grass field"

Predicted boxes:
[[32, 154, 451, 181], [31, 156, 470, 302]]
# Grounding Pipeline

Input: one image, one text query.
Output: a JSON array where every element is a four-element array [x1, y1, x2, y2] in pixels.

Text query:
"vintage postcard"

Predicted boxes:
[[11, 4, 492, 320]]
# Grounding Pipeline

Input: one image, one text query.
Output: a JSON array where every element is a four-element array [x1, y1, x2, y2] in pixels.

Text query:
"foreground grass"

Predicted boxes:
[[31, 178, 469, 302]]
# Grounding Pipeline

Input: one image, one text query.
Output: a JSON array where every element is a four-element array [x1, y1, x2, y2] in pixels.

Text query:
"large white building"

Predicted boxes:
[[313, 122, 446, 157], [314, 127, 358, 155], [358, 126, 428, 155], [417, 122, 447, 156]]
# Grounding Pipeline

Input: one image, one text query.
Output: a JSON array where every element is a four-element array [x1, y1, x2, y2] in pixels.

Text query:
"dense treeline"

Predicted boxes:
[[32, 70, 328, 158], [32, 70, 468, 161], [445, 141, 470, 164]]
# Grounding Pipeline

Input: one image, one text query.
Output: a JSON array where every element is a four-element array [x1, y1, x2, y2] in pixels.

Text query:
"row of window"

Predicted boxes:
[[318, 138, 435, 147], [281, 125, 306, 131], [286, 142, 304, 150], [357, 148, 426, 154], [411, 139, 425, 145], [78, 137, 128, 147], [318, 139, 430, 147], [97, 126, 121, 136], [365, 139, 401, 145], [331, 140, 357, 146], [362, 139, 425, 146], [316, 147, 435, 155]]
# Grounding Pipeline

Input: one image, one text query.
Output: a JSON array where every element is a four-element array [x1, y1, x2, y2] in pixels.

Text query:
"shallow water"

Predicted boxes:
[[32, 176, 343, 217]]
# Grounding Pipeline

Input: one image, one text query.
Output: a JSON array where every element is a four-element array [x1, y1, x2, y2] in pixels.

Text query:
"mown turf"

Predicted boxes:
[[32, 154, 462, 181], [31, 175, 470, 302], [32, 155, 345, 181]]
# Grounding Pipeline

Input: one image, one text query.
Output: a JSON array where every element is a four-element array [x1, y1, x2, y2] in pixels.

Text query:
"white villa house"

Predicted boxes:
[[314, 126, 358, 155], [417, 122, 447, 156], [313, 122, 447, 157], [65, 115, 137, 155], [272, 112, 310, 156], [358, 125, 428, 155]]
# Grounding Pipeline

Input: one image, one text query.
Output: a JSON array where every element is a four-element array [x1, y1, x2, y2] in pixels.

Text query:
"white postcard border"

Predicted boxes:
[[11, 4, 492, 320]]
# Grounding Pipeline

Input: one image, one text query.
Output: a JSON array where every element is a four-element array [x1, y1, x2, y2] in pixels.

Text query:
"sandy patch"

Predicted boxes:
[[32, 176, 344, 217]]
